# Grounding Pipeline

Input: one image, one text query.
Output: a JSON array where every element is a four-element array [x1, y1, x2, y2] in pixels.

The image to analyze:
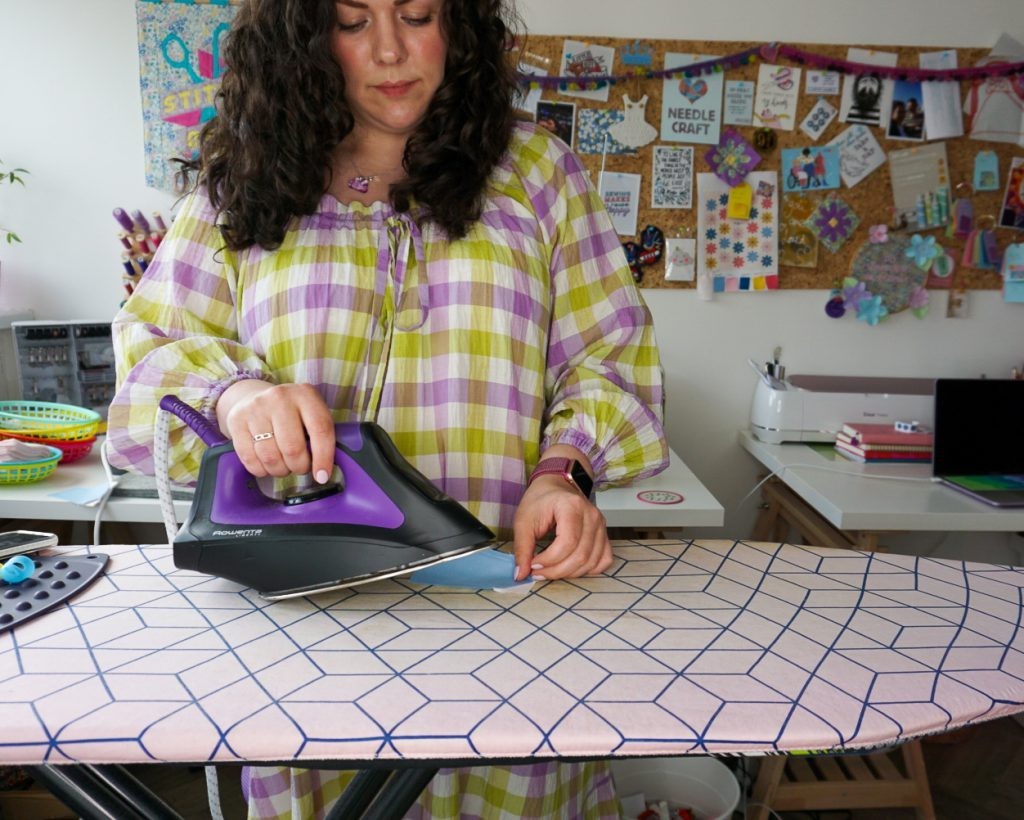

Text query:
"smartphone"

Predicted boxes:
[[0, 530, 59, 560]]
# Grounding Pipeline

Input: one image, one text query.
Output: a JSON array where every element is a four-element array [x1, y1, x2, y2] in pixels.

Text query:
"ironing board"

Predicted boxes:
[[3, 539, 1024, 818]]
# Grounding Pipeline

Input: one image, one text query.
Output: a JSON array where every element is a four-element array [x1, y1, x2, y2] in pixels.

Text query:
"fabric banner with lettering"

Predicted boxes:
[[135, 0, 241, 192]]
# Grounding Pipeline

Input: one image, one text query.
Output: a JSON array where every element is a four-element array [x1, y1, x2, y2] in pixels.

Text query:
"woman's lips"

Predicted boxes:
[[375, 81, 416, 97]]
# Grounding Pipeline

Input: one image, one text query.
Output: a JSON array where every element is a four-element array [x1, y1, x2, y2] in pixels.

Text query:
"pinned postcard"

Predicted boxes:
[[965, 34, 1024, 146], [664, 238, 697, 281], [558, 40, 614, 102], [839, 48, 897, 127], [661, 53, 723, 145], [800, 97, 838, 141], [652, 145, 694, 209], [806, 70, 841, 96], [724, 80, 755, 126], [599, 171, 642, 236], [1000, 157, 1024, 230], [1002, 242, 1024, 302], [780, 195, 820, 269], [974, 151, 1000, 191], [918, 50, 963, 140], [889, 143, 951, 231], [696, 170, 779, 291], [781, 146, 841, 192], [753, 64, 801, 131], [577, 108, 636, 155], [828, 124, 887, 188]]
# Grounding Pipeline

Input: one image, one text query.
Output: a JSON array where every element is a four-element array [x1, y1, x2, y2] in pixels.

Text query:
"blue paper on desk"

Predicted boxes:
[[48, 485, 110, 507], [409, 548, 531, 590]]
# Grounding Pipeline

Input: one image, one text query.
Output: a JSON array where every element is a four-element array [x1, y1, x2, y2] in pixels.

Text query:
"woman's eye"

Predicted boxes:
[[337, 20, 366, 32], [403, 15, 433, 26]]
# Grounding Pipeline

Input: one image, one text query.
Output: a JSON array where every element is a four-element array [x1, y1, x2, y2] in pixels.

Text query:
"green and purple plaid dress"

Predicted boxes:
[[108, 122, 666, 817]]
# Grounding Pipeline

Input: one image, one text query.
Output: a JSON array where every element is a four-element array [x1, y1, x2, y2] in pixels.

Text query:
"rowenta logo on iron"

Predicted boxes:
[[211, 529, 264, 538]]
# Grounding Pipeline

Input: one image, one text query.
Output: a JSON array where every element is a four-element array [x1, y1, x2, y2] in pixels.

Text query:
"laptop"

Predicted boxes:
[[932, 378, 1024, 507]]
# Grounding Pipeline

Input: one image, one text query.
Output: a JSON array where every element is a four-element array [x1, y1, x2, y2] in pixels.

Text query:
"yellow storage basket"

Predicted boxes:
[[0, 445, 62, 484], [0, 401, 101, 443]]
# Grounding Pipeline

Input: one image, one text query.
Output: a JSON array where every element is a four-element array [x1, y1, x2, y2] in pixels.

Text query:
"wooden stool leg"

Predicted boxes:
[[901, 740, 936, 820], [747, 756, 786, 820], [751, 493, 781, 542]]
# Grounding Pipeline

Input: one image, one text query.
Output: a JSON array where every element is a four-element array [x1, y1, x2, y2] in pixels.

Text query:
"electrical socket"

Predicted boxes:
[[945, 289, 968, 318]]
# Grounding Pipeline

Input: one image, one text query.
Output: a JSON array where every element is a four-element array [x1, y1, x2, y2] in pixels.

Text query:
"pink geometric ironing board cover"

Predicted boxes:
[[2, 540, 1022, 765]]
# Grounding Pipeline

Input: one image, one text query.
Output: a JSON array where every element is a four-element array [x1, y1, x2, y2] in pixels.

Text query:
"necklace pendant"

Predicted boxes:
[[347, 174, 374, 194]]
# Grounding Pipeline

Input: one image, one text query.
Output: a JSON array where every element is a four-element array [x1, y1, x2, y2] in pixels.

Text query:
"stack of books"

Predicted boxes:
[[835, 422, 934, 463]]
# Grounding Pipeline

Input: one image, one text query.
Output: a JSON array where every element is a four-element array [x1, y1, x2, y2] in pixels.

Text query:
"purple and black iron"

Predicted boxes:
[[159, 396, 495, 599]]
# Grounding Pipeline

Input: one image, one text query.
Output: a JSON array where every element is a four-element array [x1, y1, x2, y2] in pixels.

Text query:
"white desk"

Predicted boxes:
[[0, 442, 723, 530], [740, 429, 1024, 549]]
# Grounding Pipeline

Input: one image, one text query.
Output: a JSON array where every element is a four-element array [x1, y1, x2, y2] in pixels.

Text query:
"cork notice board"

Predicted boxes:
[[518, 36, 1019, 290]]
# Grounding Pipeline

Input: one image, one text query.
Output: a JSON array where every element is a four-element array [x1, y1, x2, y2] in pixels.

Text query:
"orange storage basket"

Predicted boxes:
[[0, 431, 96, 463]]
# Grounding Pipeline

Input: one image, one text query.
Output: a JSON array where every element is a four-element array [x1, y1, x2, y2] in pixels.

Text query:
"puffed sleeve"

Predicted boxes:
[[532, 131, 668, 486], [106, 189, 275, 483]]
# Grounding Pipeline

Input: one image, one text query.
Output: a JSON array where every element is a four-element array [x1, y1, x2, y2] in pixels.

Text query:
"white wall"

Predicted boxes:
[[3, 1, 1023, 559]]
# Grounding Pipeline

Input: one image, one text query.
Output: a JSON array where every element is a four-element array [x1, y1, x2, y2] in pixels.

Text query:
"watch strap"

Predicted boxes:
[[529, 457, 594, 499]]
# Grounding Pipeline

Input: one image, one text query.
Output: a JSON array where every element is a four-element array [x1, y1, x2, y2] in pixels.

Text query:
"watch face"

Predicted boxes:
[[569, 460, 594, 499]]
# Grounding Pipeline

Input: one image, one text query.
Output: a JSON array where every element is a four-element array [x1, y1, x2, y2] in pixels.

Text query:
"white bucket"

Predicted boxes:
[[610, 757, 740, 820]]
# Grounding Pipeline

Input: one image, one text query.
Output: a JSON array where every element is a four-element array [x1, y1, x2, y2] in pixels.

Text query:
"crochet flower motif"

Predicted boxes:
[[807, 194, 860, 253], [856, 294, 889, 325], [705, 128, 761, 187], [909, 285, 930, 318], [868, 224, 889, 244], [841, 277, 869, 311], [905, 234, 941, 270]]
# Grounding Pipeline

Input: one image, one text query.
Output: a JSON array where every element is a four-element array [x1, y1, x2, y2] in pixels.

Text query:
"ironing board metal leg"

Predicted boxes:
[[325, 769, 392, 820], [362, 767, 439, 820], [88, 764, 184, 820], [26, 765, 153, 820]]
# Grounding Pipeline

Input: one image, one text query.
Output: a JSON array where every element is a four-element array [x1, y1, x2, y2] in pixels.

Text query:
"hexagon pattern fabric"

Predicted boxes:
[[2, 540, 1023, 765]]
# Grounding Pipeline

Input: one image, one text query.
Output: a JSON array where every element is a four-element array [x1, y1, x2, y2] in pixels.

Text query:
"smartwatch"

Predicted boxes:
[[529, 457, 594, 499]]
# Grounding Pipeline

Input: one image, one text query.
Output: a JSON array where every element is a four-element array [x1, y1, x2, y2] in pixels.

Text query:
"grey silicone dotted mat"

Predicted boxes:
[[0, 553, 108, 633]]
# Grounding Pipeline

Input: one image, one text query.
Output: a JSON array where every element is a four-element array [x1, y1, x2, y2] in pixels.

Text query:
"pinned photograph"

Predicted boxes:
[[535, 100, 577, 148], [887, 79, 926, 141]]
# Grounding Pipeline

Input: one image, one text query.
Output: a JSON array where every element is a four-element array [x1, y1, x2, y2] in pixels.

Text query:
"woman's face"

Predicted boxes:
[[331, 0, 447, 141]]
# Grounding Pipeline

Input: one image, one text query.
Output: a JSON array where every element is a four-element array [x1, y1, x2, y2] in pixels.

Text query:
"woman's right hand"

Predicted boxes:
[[215, 380, 337, 483]]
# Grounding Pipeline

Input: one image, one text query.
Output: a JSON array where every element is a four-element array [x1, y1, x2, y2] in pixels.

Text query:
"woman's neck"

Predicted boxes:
[[328, 130, 408, 205]]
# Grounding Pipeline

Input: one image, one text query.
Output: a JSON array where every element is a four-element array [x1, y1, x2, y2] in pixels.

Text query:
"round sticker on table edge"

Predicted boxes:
[[636, 490, 684, 505]]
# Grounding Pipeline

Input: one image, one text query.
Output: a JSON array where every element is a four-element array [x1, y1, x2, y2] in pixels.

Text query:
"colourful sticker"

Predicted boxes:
[[637, 490, 685, 505]]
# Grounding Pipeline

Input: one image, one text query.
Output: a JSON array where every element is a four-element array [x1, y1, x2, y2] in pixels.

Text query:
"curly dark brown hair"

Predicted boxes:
[[179, 0, 520, 250]]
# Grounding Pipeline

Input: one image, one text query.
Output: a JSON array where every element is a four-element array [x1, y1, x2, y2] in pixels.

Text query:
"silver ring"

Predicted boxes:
[[252, 432, 274, 442]]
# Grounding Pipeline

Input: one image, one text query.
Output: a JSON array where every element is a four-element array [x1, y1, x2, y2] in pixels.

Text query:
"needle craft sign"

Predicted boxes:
[[135, 0, 241, 192]]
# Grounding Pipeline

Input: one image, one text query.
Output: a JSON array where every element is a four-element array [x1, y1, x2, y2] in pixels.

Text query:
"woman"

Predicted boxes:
[[108, 0, 667, 816], [888, 100, 906, 138]]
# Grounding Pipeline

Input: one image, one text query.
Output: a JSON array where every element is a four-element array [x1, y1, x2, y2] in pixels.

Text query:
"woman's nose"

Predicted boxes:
[[373, 20, 407, 65]]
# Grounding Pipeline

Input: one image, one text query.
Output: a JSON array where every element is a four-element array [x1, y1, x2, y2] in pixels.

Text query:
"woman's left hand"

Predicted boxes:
[[512, 475, 612, 582]]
